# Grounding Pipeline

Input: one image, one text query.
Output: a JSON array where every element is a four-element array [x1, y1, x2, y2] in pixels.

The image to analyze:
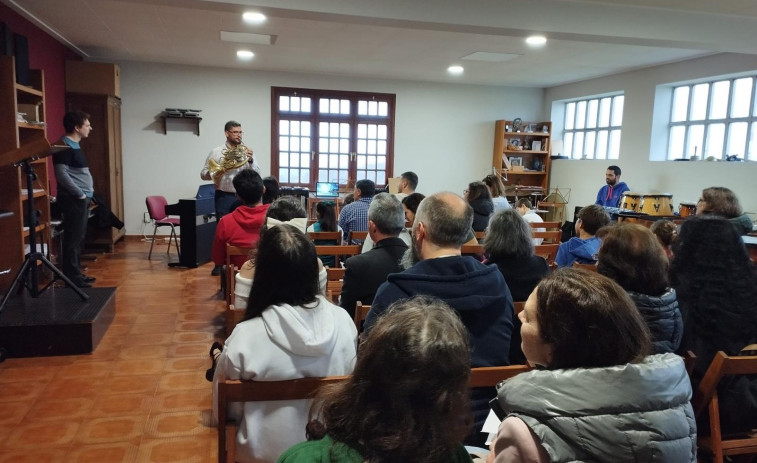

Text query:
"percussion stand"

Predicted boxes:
[[0, 158, 88, 314]]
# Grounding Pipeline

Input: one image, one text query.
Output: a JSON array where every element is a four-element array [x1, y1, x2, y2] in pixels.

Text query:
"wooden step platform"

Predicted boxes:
[[0, 286, 116, 357]]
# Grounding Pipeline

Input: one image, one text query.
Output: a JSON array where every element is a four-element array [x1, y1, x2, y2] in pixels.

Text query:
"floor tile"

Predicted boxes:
[[124, 333, 174, 346], [157, 372, 208, 392], [118, 345, 169, 360], [167, 343, 209, 358], [65, 442, 139, 463], [4, 420, 81, 449], [41, 377, 104, 400], [0, 365, 58, 383], [164, 358, 209, 373], [74, 414, 149, 444], [0, 401, 31, 425], [105, 374, 160, 395], [136, 436, 214, 463], [89, 393, 154, 417], [0, 448, 70, 463], [27, 397, 94, 422], [0, 380, 48, 403], [144, 410, 213, 439], [153, 389, 212, 412], [110, 358, 166, 376], [57, 361, 114, 379]]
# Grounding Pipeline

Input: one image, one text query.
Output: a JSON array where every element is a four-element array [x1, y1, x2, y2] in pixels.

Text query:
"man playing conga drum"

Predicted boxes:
[[595, 165, 630, 208]]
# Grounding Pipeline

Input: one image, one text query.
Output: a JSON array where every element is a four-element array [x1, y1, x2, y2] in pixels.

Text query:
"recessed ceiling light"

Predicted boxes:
[[448, 65, 464, 75], [242, 12, 267, 24], [237, 50, 254, 61], [526, 35, 547, 46]]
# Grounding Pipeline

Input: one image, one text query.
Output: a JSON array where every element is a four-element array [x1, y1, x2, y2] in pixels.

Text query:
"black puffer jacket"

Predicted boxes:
[[628, 288, 683, 354], [469, 197, 494, 232]]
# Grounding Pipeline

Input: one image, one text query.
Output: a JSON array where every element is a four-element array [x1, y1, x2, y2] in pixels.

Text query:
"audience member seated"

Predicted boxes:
[[488, 269, 696, 463], [515, 198, 544, 245], [307, 201, 342, 267], [554, 204, 609, 268], [360, 193, 421, 253], [235, 197, 327, 308], [483, 174, 511, 212], [278, 296, 473, 463], [696, 186, 754, 235], [262, 176, 280, 204], [649, 219, 677, 260], [465, 181, 494, 232], [366, 192, 513, 447], [339, 179, 375, 244], [340, 193, 408, 318], [394, 171, 418, 200], [671, 215, 757, 432], [597, 223, 683, 354], [484, 210, 550, 364], [212, 169, 269, 269], [213, 224, 358, 463]]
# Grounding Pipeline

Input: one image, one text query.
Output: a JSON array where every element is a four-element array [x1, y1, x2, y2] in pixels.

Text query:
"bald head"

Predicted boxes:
[[415, 192, 473, 247]]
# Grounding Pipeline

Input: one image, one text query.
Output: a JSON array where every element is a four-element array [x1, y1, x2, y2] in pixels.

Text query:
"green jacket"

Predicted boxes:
[[277, 435, 473, 463]]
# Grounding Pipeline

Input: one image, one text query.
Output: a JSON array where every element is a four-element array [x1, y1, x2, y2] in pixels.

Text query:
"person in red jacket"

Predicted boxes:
[[211, 170, 269, 269]]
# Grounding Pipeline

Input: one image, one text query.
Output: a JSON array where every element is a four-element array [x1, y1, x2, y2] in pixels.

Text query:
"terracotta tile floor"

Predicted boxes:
[[0, 240, 224, 462]]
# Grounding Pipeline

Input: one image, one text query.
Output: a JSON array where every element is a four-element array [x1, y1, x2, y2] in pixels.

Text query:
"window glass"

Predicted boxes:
[[731, 78, 753, 118]]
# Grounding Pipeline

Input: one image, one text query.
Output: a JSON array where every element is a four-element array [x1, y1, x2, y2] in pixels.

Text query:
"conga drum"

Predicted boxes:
[[679, 201, 697, 218], [620, 192, 642, 212], [640, 194, 674, 216]]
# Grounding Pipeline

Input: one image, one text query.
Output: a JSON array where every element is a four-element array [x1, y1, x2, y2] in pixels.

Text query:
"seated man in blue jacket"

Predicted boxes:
[[364, 192, 514, 447], [555, 204, 611, 268], [595, 165, 630, 207]]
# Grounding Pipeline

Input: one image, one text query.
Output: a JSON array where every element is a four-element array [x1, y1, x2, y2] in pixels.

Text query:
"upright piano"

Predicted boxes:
[[165, 185, 217, 268]]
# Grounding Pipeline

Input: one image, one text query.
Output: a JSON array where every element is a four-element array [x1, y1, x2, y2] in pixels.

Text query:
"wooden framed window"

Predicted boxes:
[[271, 87, 396, 189]]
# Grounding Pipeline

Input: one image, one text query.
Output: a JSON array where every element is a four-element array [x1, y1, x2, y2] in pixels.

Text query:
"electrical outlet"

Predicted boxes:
[[143, 212, 151, 223]]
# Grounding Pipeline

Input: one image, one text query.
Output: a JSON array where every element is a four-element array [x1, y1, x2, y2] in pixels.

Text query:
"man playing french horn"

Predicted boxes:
[[200, 120, 261, 219]]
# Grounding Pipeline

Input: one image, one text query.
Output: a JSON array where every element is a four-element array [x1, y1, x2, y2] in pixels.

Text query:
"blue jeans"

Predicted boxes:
[[214, 191, 236, 219]]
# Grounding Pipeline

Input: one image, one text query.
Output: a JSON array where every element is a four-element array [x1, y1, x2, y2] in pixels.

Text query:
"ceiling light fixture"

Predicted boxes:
[[526, 35, 547, 46], [237, 50, 255, 61], [242, 12, 267, 24], [448, 65, 464, 75]]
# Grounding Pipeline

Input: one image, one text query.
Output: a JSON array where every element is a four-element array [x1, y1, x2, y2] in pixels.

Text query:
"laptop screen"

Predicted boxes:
[[315, 182, 339, 198]]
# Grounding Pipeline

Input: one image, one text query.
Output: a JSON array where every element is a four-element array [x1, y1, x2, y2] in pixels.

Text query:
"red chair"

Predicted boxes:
[[146, 196, 180, 259]]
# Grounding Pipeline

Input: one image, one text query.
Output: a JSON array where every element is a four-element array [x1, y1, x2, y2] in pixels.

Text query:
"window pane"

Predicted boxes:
[[330, 123, 339, 137], [378, 125, 387, 139], [563, 132, 574, 158], [330, 99, 339, 114], [598, 98, 611, 127], [573, 132, 585, 158], [291, 97, 301, 112], [585, 131, 596, 158], [319, 98, 329, 114], [290, 137, 300, 152], [357, 139, 366, 154], [727, 122, 748, 156], [671, 87, 689, 122], [280, 120, 290, 135], [279, 168, 289, 183], [290, 153, 299, 168], [339, 170, 348, 185], [300, 153, 309, 168], [690, 83, 709, 121], [611, 96, 624, 126], [340, 100, 350, 115], [731, 78, 753, 118], [318, 169, 327, 182], [368, 140, 377, 155], [709, 81, 730, 119], [368, 101, 378, 116], [301, 98, 311, 113], [377, 156, 386, 170], [575, 101, 587, 129], [339, 155, 348, 169], [357, 124, 367, 138], [596, 130, 609, 159], [378, 102, 388, 117], [301, 137, 310, 153], [300, 169, 309, 184], [668, 126, 685, 160], [279, 136, 289, 151], [368, 124, 377, 139], [686, 124, 704, 158], [319, 154, 327, 168], [357, 156, 366, 169], [330, 154, 338, 167], [377, 171, 386, 184], [608, 130, 621, 159], [279, 152, 288, 167], [586, 99, 598, 129], [706, 124, 725, 159], [358, 101, 367, 115], [565, 102, 576, 130], [291, 122, 300, 136], [339, 139, 349, 154], [377, 140, 387, 155], [749, 123, 757, 161], [340, 123, 350, 138], [279, 96, 290, 112]]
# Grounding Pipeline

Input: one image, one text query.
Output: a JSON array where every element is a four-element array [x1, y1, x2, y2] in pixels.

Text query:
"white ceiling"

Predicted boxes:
[[4, 0, 757, 87]]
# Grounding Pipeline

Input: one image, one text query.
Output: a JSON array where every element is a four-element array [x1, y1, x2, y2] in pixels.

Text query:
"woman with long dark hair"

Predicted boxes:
[[214, 224, 357, 463], [278, 296, 473, 463], [488, 269, 696, 462], [465, 181, 494, 232], [671, 215, 757, 432], [307, 201, 341, 266]]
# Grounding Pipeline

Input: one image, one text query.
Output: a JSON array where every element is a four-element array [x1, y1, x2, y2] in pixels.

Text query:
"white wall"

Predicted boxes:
[[545, 53, 757, 222], [119, 61, 542, 235]]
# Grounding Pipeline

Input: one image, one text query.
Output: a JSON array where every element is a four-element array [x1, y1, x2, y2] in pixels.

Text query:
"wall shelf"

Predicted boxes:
[[161, 115, 202, 136]]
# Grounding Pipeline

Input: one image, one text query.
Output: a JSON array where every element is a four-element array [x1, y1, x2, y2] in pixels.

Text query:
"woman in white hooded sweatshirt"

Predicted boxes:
[[214, 224, 358, 463]]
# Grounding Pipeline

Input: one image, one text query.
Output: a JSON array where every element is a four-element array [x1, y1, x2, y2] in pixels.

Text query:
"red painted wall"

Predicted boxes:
[[1, 4, 82, 194]]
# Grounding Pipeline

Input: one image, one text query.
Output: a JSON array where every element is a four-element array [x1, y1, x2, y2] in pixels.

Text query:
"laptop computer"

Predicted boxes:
[[315, 182, 339, 198]]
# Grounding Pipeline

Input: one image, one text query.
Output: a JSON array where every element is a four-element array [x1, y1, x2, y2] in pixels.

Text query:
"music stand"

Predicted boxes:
[[0, 141, 88, 314]]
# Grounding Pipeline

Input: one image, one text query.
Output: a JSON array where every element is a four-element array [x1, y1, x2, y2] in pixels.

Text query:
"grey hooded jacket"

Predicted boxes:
[[495, 353, 696, 462]]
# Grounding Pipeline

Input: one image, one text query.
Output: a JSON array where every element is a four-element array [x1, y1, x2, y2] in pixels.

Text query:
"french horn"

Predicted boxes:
[[207, 144, 250, 185]]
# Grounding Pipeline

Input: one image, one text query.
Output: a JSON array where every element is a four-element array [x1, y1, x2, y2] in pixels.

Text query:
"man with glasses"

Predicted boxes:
[[201, 120, 260, 275]]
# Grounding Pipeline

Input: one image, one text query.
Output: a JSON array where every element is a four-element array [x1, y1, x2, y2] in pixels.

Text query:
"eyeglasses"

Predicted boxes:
[[227, 130, 243, 135], [463, 189, 469, 194]]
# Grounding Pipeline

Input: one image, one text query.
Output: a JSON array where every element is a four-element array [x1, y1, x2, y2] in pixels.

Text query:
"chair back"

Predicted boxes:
[[474, 231, 486, 240], [217, 371, 349, 463], [354, 301, 370, 331], [308, 231, 342, 241], [691, 350, 757, 463], [469, 365, 531, 388], [326, 267, 345, 281], [572, 261, 597, 272], [532, 230, 562, 243], [461, 244, 484, 256], [225, 245, 254, 307], [534, 244, 560, 266], [348, 230, 368, 242], [513, 301, 526, 316], [315, 245, 361, 264], [146, 196, 169, 221], [530, 221, 561, 230], [225, 304, 246, 337]]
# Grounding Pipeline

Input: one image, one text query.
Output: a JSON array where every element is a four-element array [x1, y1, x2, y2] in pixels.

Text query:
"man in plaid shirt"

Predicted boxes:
[[339, 179, 375, 243]]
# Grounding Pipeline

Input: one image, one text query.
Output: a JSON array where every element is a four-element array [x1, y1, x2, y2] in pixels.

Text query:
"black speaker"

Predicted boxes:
[[0, 22, 13, 56], [13, 33, 29, 86]]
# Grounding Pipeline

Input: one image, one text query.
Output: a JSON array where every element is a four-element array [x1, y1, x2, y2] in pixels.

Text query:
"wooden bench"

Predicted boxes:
[[534, 243, 560, 267], [532, 229, 562, 244]]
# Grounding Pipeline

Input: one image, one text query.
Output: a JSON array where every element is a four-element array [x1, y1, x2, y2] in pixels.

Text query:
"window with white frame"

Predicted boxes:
[[667, 76, 757, 161], [563, 94, 624, 160]]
